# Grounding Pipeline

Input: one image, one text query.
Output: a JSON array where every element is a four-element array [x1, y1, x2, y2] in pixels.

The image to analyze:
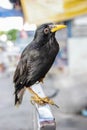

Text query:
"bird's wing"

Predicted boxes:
[[13, 56, 27, 83], [13, 46, 29, 83], [13, 43, 41, 85]]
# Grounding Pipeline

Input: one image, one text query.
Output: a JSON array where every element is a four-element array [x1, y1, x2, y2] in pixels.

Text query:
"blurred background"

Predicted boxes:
[[0, 0, 87, 130]]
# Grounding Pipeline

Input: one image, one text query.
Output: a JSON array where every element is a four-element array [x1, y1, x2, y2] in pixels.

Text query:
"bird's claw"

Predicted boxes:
[[43, 97, 59, 108], [30, 99, 35, 105], [31, 95, 44, 105], [30, 95, 59, 108], [54, 104, 59, 108]]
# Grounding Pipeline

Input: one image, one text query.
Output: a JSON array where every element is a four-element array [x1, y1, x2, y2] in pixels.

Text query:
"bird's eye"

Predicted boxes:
[[44, 28, 49, 34]]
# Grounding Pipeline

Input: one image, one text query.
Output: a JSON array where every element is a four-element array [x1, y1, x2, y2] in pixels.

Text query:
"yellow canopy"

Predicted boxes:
[[20, 0, 87, 25]]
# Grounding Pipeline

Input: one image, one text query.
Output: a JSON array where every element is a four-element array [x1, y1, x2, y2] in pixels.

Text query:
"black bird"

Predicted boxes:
[[13, 23, 66, 106]]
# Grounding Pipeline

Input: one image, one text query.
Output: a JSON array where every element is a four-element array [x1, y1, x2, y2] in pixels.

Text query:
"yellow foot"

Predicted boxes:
[[30, 95, 59, 108], [27, 87, 59, 108]]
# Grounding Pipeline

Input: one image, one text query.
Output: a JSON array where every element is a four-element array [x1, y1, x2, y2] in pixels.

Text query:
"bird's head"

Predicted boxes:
[[34, 23, 66, 42]]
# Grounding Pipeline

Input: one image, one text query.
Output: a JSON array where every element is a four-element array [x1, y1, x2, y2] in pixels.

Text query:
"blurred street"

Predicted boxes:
[[0, 71, 87, 130]]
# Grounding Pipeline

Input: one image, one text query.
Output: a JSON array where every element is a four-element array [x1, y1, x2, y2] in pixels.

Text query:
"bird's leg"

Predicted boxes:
[[27, 87, 46, 105], [27, 87, 43, 104], [27, 87, 57, 106]]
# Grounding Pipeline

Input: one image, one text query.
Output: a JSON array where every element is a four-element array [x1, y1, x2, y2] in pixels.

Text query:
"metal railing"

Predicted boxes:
[[32, 84, 56, 130]]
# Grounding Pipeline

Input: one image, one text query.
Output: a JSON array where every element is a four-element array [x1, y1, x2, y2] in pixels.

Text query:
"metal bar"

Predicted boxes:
[[32, 84, 56, 130]]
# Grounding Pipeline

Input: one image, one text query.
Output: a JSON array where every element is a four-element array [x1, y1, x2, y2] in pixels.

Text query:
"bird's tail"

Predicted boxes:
[[15, 88, 26, 106]]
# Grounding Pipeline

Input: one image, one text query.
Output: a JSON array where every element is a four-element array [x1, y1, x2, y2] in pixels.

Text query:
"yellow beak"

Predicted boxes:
[[51, 24, 67, 33]]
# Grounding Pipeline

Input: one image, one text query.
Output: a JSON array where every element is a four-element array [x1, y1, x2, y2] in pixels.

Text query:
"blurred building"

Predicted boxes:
[[0, 0, 87, 75], [19, 0, 87, 74], [67, 15, 87, 74]]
